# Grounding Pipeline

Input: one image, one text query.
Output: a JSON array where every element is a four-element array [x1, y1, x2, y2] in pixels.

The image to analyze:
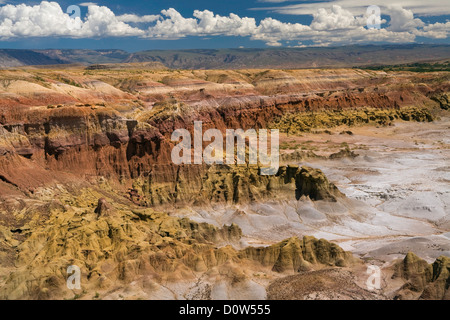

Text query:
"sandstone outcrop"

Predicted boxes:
[[431, 93, 449, 110], [0, 187, 354, 300], [94, 198, 112, 217], [392, 252, 450, 300], [271, 107, 434, 134], [240, 236, 354, 273], [130, 164, 344, 206]]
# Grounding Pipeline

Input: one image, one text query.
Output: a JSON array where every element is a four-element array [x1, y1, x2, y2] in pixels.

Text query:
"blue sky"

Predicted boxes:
[[0, 0, 448, 51]]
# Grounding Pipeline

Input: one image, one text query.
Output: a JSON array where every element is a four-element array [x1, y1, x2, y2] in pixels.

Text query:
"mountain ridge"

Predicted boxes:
[[0, 44, 449, 69]]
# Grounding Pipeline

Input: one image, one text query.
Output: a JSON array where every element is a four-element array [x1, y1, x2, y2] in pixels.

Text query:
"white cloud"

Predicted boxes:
[[0, 2, 144, 38], [266, 41, 283, 46], [78, 2, 97, 6], [310, 5, 366, 30], [146, 8, 198, 38], [257, 0, 450, 17], [251, 17, 313, 45], [249, 6, 412, 46], [117, 14, 160, 23], [0, 1, 446, 46], [415, 21, 450, 39], [146, 8, 257, 38], [81, 5, 145, 37], [0, 2, 80, 38], [387, 5, 424, 32], [193, 10, 257, 37]]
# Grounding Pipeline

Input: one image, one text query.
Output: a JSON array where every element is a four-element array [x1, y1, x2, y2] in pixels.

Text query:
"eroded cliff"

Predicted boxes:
[[0, 66, 448, 300]]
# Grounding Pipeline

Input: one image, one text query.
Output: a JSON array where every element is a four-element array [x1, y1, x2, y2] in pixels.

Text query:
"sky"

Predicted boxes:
[[0, 0, 448, 51]]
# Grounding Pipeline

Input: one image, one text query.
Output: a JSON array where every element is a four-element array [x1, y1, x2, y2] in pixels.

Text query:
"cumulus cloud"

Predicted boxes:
[[415, 21, 450, 39], [146, 8, 257, 38], [0, 1, 447, 46], [251, 18, 313, 46], [0, 2, 144, 38], [117, 14, 160, 23], [387, 6, 424, 32], [81, 5, 145, 37], [310, 5, 366, 30], [0, 2, 81, 38]]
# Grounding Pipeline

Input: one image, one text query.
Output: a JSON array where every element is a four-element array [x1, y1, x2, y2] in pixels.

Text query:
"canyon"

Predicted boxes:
[[0, 65, 448, 299]]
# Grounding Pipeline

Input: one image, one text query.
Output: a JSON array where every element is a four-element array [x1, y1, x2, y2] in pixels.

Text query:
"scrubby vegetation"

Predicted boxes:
[[359, 61, 450, 72]]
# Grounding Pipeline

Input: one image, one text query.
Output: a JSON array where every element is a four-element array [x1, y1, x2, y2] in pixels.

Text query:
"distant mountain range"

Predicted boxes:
[[0, 49, 66, 68], [0, 45, 449, 69]]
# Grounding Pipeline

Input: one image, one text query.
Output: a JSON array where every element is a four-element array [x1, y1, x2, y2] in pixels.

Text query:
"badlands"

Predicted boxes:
[[0, 65, 448, 300]]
